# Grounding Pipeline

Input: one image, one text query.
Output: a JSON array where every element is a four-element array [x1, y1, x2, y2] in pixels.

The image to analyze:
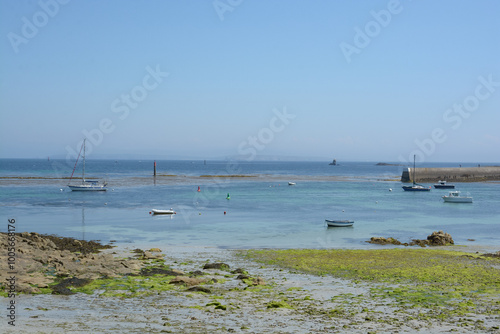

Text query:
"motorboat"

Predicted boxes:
[[288, 182, 296, 186], [434, 180, 455, 189], [442, 191, 473, 203], [325, 219, 354, 227]]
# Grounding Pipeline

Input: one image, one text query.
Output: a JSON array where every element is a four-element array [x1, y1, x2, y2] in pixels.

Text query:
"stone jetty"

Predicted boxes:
[[401, 166, 500, 182]]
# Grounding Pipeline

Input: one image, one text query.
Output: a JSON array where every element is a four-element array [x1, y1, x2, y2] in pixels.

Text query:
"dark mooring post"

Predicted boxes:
[[154, 160, 157, 177]]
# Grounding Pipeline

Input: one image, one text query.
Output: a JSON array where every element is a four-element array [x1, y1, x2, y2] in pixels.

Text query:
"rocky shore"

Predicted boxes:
[[1, 232, 499, 333], [367, 230, 455, 247]]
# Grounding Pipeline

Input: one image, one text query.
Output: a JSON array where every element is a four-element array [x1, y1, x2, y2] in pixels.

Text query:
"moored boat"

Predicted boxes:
[[151, 209, 176, 215], [434, 180, 455, 189], [442, 191, 473, 203], [68, 180, 107, 191], [402, 184, 431, 191], [325, 219, 354, 227], [68, 139, 107, 191], [402, 155, 431, 192]]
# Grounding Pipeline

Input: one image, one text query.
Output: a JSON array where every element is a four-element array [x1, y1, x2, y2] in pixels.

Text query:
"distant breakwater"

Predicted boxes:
[[401, 166, 500, 183]]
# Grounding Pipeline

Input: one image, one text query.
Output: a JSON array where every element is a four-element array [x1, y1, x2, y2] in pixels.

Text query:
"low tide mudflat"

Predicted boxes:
[[1, 233, 499, 333]]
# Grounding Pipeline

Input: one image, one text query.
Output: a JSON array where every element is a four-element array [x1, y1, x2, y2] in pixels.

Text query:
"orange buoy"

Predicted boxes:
[[198, 186, 201, 192]]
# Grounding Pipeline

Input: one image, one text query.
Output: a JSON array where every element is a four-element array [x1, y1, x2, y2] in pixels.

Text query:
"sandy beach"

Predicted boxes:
[[1, 232, 499, 333]]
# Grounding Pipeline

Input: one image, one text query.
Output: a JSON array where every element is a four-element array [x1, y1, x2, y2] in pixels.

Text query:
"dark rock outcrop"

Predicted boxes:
[[426, 230, 454, 246], [203, 262, 230, 270], [368, 231, 454, 247]]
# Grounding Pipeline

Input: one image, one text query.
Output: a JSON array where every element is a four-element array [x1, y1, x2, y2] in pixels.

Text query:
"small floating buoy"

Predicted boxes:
[[226, 193, 230, 200], [60, 189, 63, 191], [224, 211, 226, 215], [342, 210, 345, 212], [375, 201, 378, 204], [149, 211, 152, 214], [104, 203, 107, 205], [389, 188, 392, 191], [198, 186, 201, 192]]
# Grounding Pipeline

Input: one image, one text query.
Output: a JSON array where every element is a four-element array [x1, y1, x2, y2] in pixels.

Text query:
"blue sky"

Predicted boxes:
[[1, 0, 499, 162]]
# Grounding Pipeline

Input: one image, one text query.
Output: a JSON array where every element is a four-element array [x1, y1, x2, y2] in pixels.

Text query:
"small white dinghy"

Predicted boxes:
[[288, 182, 296, 186], [151, 209, 176, 215], [325, 219, 354, 227]]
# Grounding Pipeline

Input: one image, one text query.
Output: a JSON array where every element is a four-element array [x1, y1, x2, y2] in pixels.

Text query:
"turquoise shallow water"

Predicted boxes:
[[1, 159, 499, 249]]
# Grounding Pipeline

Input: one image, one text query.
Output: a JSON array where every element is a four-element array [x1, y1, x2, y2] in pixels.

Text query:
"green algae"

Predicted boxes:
[[243, 248, 500, 318], [206, 301, 227, 310], [71, 274, 178, 297], [266, 300, 293, 309], [243, 248, 499, 286]]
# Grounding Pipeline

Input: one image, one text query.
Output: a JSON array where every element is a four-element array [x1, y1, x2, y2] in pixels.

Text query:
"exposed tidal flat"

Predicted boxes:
[[1, 233, 499, 333]]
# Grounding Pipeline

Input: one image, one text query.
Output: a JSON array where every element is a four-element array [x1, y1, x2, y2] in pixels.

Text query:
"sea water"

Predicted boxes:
[[1, 159, 499, 249]]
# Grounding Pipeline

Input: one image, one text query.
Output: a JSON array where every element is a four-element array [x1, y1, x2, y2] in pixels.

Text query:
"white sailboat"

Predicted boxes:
[[68, 139, 107, 191]]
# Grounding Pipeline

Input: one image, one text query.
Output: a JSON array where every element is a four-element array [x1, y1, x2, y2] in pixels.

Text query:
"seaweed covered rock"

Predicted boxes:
[[483, 251, 500, 258], [19, 232, 113, 253], [368, 231, 454, 247], [138, 268, 183, 276], [427, 230, 454, 246], [203, 262, 230, 271], [0, 232, 143, 295], [169, 276, 205, 286], [51, 277, 92, 295], [367, 237, 402, 245], [187, 286, 211, 293]]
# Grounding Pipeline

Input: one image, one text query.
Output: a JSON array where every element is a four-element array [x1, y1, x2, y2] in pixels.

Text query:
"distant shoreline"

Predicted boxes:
[[4, 172, 500, 186]]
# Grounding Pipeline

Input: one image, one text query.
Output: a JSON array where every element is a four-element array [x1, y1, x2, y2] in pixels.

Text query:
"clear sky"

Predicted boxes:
[[1, 0, 499, 163]]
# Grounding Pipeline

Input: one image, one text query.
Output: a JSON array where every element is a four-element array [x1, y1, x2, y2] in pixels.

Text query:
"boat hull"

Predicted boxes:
[[325, 220, 354, 227], [442, 197, 473, 203], [68, 185, 107, 191], [402, 186, 431, 191], [434, 185, 455, 189], [152, 209, 176, 215]]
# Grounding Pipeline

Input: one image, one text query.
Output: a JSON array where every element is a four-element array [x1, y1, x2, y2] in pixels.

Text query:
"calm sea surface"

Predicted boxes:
[[1, 159, 499, 249]]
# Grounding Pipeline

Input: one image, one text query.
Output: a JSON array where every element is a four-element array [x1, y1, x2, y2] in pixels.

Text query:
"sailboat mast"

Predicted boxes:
[[82, 139, 86, 182], [413, 154, 416, 185]]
